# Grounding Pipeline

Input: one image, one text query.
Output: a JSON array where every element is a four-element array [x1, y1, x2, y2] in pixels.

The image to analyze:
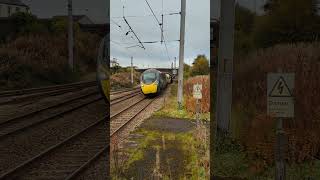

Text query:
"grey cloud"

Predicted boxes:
[[111, 0, 210, 68]]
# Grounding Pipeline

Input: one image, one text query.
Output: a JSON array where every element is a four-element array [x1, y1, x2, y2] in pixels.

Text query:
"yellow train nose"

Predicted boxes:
[[141, 83, 158, 94]]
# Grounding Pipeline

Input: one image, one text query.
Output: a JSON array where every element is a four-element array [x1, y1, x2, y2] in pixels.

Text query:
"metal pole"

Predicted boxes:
[[275, 118, 286, 180], [131, 56, 134, 85], [196, 98, 200, 127], [177, 0, 186, 109], [68, 0, 74, 71], [275, 68, 286, 180], [215, 0, 235, 133]]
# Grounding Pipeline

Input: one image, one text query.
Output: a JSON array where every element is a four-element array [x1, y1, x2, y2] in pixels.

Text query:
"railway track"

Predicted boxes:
[[0, 81, 97, 105], [0, 81, 97, 98], [110, 86, 140, 96], [0, 90, 155, 179], [110, 97, 155, 136], [0, 87, 142, 140], [0, 84, 139, 106]]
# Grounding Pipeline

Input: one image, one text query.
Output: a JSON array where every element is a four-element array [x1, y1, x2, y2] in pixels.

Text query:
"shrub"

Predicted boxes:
[[111, 71, 141, 90], [233, 42, 320, 164], [0, 32, 100, 90], [184, 75, 210, 113]]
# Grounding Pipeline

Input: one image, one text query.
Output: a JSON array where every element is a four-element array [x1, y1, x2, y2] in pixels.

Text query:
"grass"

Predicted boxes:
[[112, 128, 209, 179], [211, 108, 320, 179], [213, 134, 320, 179], [153, 83, 210, 121]]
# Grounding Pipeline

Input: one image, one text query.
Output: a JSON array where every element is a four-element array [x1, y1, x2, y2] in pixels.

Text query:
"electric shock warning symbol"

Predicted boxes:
[[267, 73, 295, 118], [269, 76, 292, 97]]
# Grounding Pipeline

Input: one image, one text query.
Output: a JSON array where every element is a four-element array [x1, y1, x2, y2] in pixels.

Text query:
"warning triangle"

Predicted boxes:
[[269, 76, 292, 97]]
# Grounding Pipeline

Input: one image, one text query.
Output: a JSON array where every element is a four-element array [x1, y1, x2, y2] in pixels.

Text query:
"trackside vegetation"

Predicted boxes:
[[214, 1, 320, 178], [0, 12, 101, 90]]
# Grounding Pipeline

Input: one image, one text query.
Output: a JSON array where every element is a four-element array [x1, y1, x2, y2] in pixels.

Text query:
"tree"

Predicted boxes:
[[190, 55, 209, 76], [50, 17, 81, 34], [10, 12, 48, 34], [183, 63, 191, 79], [255, 0, 320, 47], [235, 4, 255, 34], [235, 4, 256, 55]]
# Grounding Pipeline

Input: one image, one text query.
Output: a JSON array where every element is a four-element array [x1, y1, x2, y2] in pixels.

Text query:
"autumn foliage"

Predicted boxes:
[[184, 75, 210, 113], [233, 43, 320, 164]]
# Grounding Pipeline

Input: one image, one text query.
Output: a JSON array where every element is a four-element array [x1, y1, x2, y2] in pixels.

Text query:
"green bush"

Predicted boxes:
[[190, 55, 209, 76]]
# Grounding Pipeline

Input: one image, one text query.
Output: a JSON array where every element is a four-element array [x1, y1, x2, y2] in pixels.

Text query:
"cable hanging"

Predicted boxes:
[[111, 12, 180, 19], [144, 0, 171, 61], [123, 16, 145, 49]]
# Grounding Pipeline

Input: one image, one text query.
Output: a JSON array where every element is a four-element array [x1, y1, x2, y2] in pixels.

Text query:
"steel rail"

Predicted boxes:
[[0, 81, 96, 97], [0, 90, 100, 127], [0, 95, 103, 140], [111, 98, 155, 136], [0, 96, 154, 179], [110, 86, 140, 95], [65, 98, 155, 179], [0, 115, 108, 179], [0, 86, 98, 105]]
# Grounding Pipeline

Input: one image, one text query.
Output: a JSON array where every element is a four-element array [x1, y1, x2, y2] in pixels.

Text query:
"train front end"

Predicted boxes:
[[140, 70, 159, 95]]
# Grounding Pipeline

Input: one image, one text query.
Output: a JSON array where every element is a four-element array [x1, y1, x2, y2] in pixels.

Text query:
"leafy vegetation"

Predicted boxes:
[[153, 83, 210, 121], [190, 55, 209, 77], [110, 69, 141, 90], [222, 3, 320, 177], [184, 75, 210, 113], [0, 12, 101, 90]]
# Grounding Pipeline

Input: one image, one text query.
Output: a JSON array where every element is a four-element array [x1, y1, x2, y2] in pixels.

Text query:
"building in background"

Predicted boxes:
[[0, 0, 29, 17]]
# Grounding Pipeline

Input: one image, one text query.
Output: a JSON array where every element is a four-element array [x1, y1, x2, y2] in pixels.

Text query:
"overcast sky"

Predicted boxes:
[[111, 0, 210, 68], [22, 0, 107, 23], [22, 0, 268, 68]]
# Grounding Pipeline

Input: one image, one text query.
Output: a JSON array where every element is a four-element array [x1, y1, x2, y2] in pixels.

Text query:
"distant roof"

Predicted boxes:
[[0, 0, 28, 7]]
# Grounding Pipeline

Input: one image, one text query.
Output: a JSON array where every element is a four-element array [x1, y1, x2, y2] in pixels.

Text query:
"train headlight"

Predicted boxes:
[[154, 80, 159, 85]]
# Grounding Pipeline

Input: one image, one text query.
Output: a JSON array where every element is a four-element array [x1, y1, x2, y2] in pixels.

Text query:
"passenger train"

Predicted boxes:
[[96, 35, 173, 99], [140, 69, 171, 96]]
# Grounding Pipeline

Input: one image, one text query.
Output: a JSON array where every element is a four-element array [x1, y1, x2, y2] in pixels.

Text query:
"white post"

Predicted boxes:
[[177, 0, 186, 109], [68, 0, 74, 71]]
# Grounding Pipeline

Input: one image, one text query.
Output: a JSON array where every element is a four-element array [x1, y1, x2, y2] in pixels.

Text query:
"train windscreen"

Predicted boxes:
[[142, 72, 157, 84]]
